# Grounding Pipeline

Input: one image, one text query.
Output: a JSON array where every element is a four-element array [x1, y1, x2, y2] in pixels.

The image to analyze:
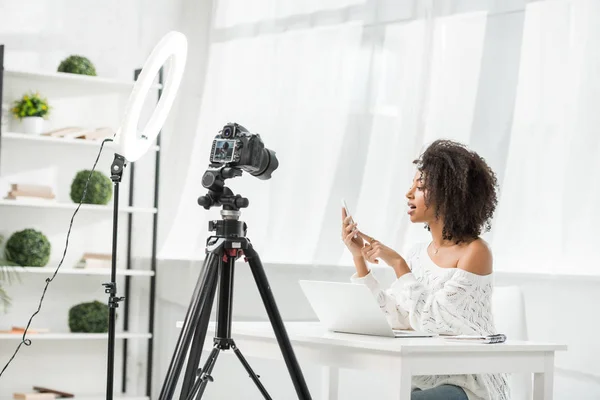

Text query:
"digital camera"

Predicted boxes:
[[209, 123, 279, 180]]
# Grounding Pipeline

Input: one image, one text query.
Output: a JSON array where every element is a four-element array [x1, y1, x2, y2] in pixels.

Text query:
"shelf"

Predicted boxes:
[[0, 332, 152, 340], [0, 199, 157, 214], [2, 131, 159, 151], [4, 266, 154, 277], [4, 68, 161, 97]]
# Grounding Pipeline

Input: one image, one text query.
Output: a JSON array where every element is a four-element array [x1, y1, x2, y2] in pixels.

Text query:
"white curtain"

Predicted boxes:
[[160, 0, 600, 276], [161, 9, 365, 263], [493, 0, 600, 275]]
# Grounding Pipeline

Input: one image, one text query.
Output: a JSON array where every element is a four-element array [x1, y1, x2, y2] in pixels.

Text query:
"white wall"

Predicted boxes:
[[155, 260, 600, 400], [0, 0, 183, 80], [0, 0, 186, 397]]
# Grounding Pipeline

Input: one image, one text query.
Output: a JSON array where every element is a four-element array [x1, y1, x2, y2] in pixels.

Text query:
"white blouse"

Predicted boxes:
[[350, 242, 510, 400]]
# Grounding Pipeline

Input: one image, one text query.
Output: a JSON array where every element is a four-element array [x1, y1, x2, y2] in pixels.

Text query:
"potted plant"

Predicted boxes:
[[69, 301, 109, 333], [4, 228, 52, 267], [57, 55, 97, 76], [70, 170, 113, 205], [11, 92, 51, 134]]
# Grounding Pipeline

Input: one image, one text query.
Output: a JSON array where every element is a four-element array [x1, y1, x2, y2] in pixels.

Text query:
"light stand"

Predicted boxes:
[[101, 30, 185, 399], [104, 154, 127, 400]]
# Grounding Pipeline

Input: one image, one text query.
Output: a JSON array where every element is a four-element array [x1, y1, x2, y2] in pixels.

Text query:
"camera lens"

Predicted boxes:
[[251, 148, 279, 180]]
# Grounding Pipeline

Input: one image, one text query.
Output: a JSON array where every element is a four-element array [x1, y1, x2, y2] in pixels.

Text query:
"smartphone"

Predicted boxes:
[[341, 199, 358, 238]]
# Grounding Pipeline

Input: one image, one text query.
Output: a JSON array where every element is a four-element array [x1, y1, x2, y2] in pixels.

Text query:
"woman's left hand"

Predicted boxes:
[[356, 232, 398, 265], [357, 233, 410, 274]]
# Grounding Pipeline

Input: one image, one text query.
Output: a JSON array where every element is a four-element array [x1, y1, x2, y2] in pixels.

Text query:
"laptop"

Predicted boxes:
[[299, 280, 435, 338]]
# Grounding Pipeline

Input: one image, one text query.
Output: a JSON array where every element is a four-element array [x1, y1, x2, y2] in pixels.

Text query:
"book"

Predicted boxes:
[[7, 191, 56, 200], [11, 327, 50, 334], [13, 393, 56, 399], [10, 184, 54, 197], [75, 253, 112, 269], [78, 127, 114, 140], [0, 327, 50, 334], [81, 252, 112, 260], [32, 387, 74, 398], [5, 183, 56, 202], [4, 194, 57, 202], [42, 126, 114, 141], [42, 127, 83, 137]]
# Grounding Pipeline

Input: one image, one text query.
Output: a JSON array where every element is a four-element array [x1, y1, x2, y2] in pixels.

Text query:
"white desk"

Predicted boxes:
[[176, 321, 566, 400]]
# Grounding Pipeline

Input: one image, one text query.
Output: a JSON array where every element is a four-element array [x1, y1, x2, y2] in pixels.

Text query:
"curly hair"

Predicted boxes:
[[413, 139, 498, 244]]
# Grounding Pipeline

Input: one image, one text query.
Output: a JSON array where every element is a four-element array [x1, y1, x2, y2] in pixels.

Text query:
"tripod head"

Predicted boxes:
[[197, 167, 249, 211], [198, 166, 250, 239]]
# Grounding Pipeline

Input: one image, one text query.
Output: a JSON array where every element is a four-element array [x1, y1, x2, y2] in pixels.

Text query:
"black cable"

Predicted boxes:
[[0, 138, 114, 377]]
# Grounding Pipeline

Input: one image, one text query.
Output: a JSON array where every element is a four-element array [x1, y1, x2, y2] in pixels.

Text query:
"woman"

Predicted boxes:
[[341, 140, 509, 400]]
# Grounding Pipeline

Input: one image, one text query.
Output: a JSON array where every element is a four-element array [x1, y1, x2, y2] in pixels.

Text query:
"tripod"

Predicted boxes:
[[159, 176, 312, 399]]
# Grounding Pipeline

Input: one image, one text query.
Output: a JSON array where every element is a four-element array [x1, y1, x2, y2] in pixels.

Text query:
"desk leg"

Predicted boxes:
[[393, 360, 412, 400], [533, 353, 554, 400], [321, 366, 339, 400]]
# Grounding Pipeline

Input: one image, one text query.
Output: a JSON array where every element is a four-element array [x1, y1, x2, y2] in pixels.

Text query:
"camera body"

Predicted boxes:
[[209, 123, 278, 180]]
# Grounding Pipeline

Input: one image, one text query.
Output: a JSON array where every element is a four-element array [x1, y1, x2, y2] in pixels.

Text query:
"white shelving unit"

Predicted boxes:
[[0, 54, 161, 398]]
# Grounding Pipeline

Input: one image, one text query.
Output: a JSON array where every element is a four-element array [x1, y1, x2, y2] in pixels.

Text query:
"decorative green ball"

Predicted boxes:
[[5, 229, 51, 267], [57, 55, 97, 76], [68, 301, 109, 333], [70, 170, 112, 205]]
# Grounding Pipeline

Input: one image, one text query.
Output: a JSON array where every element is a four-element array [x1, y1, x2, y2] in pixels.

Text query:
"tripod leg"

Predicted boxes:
[[216, 255, 235, 340], [231, 341, 273, 400], [245, 247, 312, 400], [159, 253, 219, 400], [179, 258, 219, 399], [185, 345, 221, 400]]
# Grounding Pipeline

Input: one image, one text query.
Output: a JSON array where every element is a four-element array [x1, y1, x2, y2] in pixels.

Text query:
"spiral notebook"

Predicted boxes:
[[443, 333, 507, 344]]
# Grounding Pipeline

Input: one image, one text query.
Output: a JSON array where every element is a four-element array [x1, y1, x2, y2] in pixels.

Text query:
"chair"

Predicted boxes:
[[492, 286, 531, 400]]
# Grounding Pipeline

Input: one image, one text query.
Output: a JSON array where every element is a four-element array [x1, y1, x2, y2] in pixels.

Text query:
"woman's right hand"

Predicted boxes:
[[341, 207, 365, 258]]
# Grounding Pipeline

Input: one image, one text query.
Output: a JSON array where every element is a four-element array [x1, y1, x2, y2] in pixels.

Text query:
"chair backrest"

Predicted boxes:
[[492, 285, 531, 400], [492, 286, 528, 340]]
